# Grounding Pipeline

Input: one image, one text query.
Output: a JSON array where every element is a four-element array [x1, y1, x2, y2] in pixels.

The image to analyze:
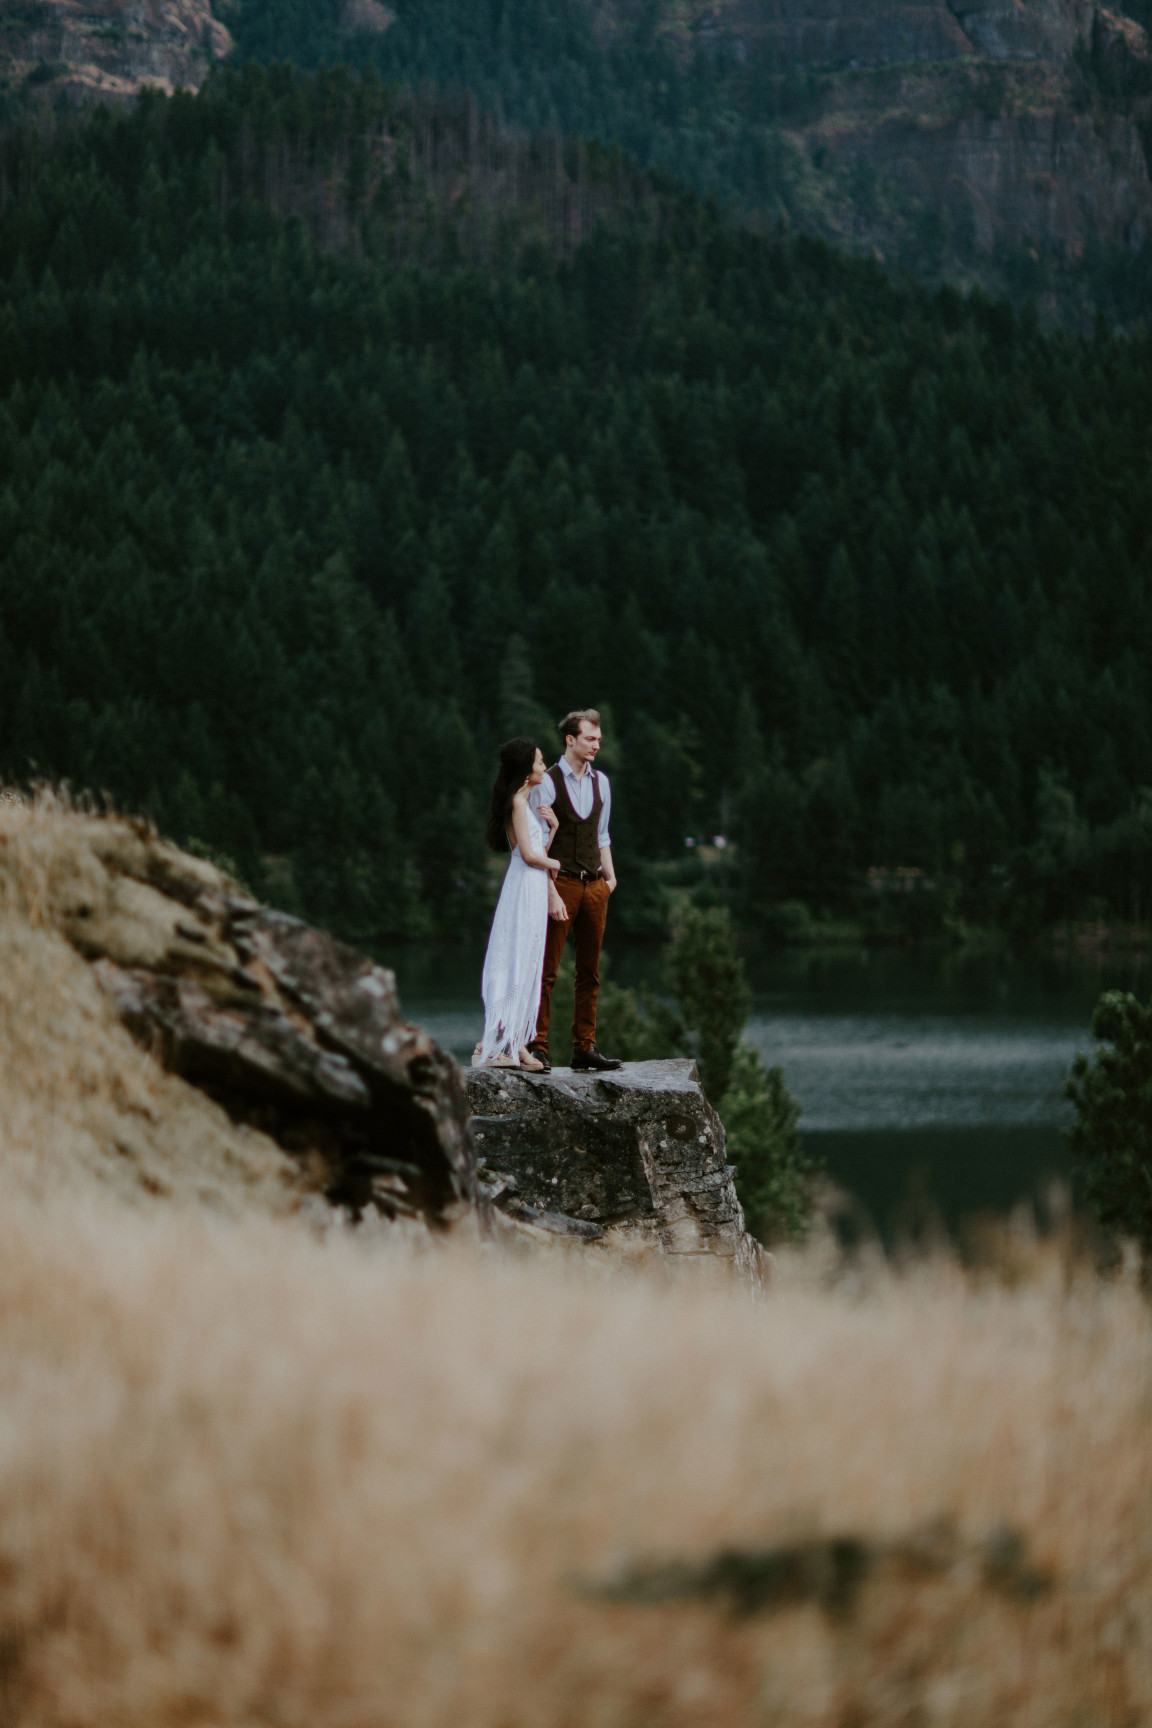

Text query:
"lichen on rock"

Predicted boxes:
[[466, 1058, 767, 1289]]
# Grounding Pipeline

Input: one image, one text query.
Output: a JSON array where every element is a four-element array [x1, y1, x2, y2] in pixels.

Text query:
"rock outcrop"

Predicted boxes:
[[0, 800, 472, 1228], [338, 0, 394, 36], [682, 0, 1099, 73], [643, 0, 1152, 289], [0, 798, 774, 1285], [2, 0, 232, 104], [465, 1059, 766, 1290], [831, 92, 1152, 254]]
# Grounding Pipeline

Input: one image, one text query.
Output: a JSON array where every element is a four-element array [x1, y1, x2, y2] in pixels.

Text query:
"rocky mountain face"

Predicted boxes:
[[1, 0, 232, 104], [705, 0, 1094, 68], [831, 72, 1152, 257], [646, 0, 1152, 305], [3, 0, 1150, 304], [728, 0, 1152, 293]]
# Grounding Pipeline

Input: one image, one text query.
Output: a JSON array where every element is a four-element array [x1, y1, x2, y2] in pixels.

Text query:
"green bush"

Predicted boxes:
[[664, 907, 751, 1102], [1065, 989, 1152, 1253], [718, 1044, 820, 1246], [588, 907, 749, 1089]]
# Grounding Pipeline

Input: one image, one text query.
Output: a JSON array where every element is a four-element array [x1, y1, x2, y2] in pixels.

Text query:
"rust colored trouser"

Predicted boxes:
[[534, 873, 610, 1054]]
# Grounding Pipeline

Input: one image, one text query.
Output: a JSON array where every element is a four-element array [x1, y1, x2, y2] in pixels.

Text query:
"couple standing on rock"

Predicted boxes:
[[473, 709, 622, 1074]]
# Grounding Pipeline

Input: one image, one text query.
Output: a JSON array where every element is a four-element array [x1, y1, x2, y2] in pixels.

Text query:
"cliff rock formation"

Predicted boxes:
[[706, 0, 1095, 68], [0, 796, 472, 1227], [0, 796, 764, 1288], [831, 87, 1152, 254], [701, 0, 1152, 279], [466, 1059, 767, 1290], [1, 0, 232, 104]]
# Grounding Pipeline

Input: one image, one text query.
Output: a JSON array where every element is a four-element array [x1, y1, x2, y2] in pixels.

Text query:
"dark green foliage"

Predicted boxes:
[[664, 907, 751, 1101], [227, 0, 811, 224], [594, 907, 750, 1096], [594, 966, 681, 1066], [719, 1044, 816, 1246], [1065, 990, 1152, 1253], [3, 73, 1152, 944]]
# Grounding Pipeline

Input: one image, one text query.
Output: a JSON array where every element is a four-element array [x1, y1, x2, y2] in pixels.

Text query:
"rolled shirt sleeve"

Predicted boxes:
[[597, 772, 611, 850], [528, 777, 555, 814]]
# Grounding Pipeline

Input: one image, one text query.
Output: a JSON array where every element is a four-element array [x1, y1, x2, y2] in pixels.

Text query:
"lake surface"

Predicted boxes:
[[380, 939, 1152, 1235]]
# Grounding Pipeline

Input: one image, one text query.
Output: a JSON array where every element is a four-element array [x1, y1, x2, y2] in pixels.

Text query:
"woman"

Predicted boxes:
[[474, 737, 564, 1069]]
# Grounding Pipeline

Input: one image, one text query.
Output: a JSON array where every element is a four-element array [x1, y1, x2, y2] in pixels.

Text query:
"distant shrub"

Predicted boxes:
[[719, 1044, 819, 1246], [1065, 989, 1152, 1255], [663, 906, 751, 1101], [24, 59, 66, 86]]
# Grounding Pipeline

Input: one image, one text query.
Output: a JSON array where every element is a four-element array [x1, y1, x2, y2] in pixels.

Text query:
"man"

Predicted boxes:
[[527, 708, 623, 1073]]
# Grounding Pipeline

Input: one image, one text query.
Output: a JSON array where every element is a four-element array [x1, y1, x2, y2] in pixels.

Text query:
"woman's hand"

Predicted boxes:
[[545, 856, 561, 873]]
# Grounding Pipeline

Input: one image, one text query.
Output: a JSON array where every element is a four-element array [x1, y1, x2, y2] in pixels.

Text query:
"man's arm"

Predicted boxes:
[[598, 773, 616, 891], [531, 776, 558, 841]]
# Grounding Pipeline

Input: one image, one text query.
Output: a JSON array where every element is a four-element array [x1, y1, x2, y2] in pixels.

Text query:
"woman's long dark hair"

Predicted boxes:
[[485, 737, 540, 852]]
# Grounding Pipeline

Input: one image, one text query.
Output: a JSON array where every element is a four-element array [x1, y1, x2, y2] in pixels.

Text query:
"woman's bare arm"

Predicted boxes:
[[511, 796, 561, 873]]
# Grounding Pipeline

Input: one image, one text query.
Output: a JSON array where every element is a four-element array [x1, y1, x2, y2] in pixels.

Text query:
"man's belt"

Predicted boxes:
[[557, 867, 604, 882]]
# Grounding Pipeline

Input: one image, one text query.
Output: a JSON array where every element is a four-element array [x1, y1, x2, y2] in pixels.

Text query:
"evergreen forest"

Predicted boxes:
[[2, 66, 1152, 946], [227, 0, 820, 224]]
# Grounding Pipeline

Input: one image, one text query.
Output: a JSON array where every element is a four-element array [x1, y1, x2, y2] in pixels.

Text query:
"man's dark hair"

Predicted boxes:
[[558, 708, 601, 745], [485, 737, 539, 852]]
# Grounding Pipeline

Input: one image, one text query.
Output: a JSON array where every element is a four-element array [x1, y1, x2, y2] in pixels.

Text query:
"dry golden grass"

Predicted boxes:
[[0, 791, 302, 1214], [2, 790, 1150, 1725], [0, 1177, 1147, 1728]]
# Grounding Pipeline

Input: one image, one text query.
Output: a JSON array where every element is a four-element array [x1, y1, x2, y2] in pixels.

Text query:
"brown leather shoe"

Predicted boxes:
[[571, 1046, 622, 1071], [526, 1043, 552, 1073]]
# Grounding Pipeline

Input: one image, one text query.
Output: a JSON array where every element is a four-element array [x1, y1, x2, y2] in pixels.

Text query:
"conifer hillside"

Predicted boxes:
[[2, 68, 1152, 943]]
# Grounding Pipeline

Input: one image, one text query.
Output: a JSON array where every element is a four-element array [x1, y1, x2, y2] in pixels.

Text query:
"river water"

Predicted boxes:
[[381, 939, 1151, 1234]]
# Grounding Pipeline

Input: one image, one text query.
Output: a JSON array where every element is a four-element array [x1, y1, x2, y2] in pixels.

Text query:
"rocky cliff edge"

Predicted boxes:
[[467, 1060, 767, 1292], [2, 0, 232, 104], [0, 795, 764, 1290]]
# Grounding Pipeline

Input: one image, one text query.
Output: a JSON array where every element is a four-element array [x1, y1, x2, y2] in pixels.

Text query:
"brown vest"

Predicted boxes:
[[548, 764, 602, 875]]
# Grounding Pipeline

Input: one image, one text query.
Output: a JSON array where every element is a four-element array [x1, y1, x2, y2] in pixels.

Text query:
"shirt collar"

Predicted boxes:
[[560, 755, 593, 782]]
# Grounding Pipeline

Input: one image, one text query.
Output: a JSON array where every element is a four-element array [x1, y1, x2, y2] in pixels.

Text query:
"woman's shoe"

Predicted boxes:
[[518, 1045, 545, 1071], [487, 1052, 519, 1067]]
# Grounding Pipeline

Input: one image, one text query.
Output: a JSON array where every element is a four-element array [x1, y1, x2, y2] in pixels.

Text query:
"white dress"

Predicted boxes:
[[477, 806, 549, 1065]]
